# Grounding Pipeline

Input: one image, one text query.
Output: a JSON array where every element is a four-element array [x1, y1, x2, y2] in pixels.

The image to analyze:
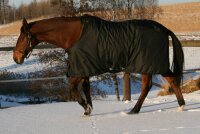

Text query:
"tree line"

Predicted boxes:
[[0, 0, 54, 24], [0, 0, 162, 24]]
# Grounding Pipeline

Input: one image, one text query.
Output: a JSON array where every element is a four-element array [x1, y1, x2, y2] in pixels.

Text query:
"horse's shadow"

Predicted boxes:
[[183, 102, 200, 111], [142, 101, 200, 113], [91, 101, 200, 117]]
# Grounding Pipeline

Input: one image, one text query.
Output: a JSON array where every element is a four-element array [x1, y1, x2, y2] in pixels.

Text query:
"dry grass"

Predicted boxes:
[[182, 77, 200, 93], [157, 77, 174, 96], [0, 16, 48, 35], [0, 21, 21, 35], [156, 2, 200, 32], [158, 76, 200, 96]]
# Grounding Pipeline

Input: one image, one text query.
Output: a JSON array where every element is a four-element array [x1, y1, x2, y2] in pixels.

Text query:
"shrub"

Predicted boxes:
[[34, 50, 107, 101], [157, 76, 200, 96], [181, 77, 200, 93]]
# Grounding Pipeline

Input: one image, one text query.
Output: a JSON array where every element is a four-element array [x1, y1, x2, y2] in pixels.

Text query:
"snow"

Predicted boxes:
[[0, 35, 18, 47], [176, 32, 200, 41], [182, 47, 200, 70], [1, 91, 200, 134], [0, 34, 200, 134], [0, 49, 61, 74]]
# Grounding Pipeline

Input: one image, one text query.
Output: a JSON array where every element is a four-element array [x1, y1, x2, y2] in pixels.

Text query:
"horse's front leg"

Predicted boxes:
[[68, 78, 89, 116], [81, 77, 93, 116]]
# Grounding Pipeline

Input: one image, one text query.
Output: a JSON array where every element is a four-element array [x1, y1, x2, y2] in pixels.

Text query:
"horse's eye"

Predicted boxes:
[[21, 37, 24, 41]]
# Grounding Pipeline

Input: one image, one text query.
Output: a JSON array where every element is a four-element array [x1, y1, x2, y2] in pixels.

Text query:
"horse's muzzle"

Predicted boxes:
[[13, 57, 24, 64]]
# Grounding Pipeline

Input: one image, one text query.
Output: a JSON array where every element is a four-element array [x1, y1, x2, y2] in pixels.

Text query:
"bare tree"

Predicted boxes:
[[127, 0, 136, 19], [112, 0, 116, 21], [123, 73, 131, 101], [36, 50, 107, 101], [0, 0, 9, 24], [50, 0, 76, 16], [0, 0, 2, 23], [133, 0, 162, 19], [113, 74, 120, 101]]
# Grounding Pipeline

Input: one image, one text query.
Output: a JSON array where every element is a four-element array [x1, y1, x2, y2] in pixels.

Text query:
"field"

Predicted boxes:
[[156, 2, 200, 32], [0, 17, 46, 35]]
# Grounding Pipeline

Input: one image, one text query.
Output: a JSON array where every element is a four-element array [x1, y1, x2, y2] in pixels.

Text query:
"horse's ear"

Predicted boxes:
[[22, 18, 29, 32]]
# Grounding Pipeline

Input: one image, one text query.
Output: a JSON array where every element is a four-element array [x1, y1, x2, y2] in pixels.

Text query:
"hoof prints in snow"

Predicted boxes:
[[91, 116, 99, 134]]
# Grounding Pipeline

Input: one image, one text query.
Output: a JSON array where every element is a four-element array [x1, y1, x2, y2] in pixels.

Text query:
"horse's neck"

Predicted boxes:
[[31, 19, 84, 50]]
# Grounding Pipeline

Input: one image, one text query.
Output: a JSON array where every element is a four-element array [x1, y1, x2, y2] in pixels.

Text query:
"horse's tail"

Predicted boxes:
[[168, 30, 184, 85]]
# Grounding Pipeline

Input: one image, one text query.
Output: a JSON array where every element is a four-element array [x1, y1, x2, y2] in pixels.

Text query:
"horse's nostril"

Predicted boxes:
[[19, 58, 24, 64]]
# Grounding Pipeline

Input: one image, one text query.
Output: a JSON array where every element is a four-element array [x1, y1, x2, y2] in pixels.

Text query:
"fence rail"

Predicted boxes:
[[0, 68, 199, 83], [0, 76, 66, 83]]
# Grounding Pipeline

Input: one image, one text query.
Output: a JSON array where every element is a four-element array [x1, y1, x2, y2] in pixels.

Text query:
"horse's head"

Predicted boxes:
[[13, 18, 38, 64]]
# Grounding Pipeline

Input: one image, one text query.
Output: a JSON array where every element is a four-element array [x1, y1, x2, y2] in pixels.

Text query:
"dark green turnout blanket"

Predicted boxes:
[[66, 14, 170, 77]]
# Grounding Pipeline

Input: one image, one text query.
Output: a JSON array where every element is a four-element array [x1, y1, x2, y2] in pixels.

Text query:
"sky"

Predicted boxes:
[[9, 0, 200, 7], [9, 0, 33, 7]]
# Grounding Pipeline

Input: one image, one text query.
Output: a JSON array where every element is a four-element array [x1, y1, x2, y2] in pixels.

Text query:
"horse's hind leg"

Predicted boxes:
[[129, 74, 152, 114], [81, 77, 93, 116], [68, 78, 89, 116], [162, 72, 185, 111]]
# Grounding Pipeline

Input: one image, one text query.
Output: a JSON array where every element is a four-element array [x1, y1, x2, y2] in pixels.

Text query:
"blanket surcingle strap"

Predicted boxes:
[[66, 14, 170, 77]]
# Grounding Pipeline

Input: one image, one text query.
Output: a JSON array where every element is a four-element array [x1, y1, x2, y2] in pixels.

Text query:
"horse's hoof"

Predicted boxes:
[[178, 105, 185, 112], [127, 111, 139, 115], [85, 104, 92, 115], [81, 114, 90, 117]]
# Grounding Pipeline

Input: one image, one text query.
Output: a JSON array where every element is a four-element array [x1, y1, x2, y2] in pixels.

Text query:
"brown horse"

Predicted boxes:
[[13, 15, 185, 117]]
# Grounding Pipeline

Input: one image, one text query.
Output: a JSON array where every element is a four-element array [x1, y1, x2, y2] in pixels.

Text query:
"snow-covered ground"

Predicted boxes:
[[176, 32, 200, 40], [1, 91, 200, 134], [0, 36, 18, 47], [0, 49, 59, 74], [0, 35, 200, 134]]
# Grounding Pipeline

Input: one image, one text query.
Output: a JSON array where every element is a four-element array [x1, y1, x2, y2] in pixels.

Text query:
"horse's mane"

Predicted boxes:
[[31, 16, 80, 24], [21, 16, 82, 33]]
